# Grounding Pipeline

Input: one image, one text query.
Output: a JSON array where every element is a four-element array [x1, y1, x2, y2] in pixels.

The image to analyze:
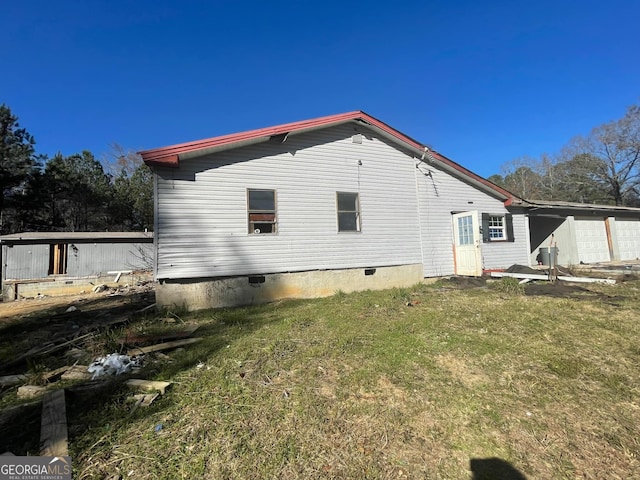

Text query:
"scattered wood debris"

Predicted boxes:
[[40, 389, 68, 457], [0, 374, 28, 387], [127, 337, 202, 357], [126, 379, 172, 395], [61, 365, 91, 381], [129, 392, 160, 414], [122, 324, 200, 345], [43, 366, 72, 383], [17, 385, 48, 399], [0, 332, 94, 373]]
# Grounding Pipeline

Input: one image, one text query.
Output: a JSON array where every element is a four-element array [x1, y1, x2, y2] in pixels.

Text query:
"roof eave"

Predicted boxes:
[[138, 111, 516, 204]]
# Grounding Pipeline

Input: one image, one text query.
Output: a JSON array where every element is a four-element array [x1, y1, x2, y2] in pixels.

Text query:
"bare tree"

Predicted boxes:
[[491, 103, 640, 206], [568, 104, 640, 205]]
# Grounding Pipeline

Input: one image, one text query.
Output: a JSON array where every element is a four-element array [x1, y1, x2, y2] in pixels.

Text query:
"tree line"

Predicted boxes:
[[0, 104, 153, 235], [3, 101, 638, 235], [488, 103, 640, 206]]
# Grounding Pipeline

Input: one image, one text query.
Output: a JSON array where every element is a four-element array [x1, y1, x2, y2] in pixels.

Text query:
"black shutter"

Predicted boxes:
[[481, 213, 490, 242], [506, 213, 515, 242]]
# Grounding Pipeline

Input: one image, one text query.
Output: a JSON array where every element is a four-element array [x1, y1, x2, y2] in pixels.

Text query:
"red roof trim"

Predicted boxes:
[[139, 111, 365, 165], [139, 111, 516, 202], [138, 110, 427, 165]]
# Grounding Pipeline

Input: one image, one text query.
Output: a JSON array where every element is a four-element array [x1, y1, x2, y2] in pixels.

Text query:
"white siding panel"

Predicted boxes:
[[416, 164, 529, 277], [156, 125, 424, 279], [615, 218, 640, 260], [574, 217, 610, 263]]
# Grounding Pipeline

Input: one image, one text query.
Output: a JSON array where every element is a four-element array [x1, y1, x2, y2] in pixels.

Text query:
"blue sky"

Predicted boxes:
[[2, 0, 638, 178]]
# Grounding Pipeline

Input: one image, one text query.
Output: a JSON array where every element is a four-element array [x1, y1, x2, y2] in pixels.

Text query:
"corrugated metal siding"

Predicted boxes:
[[2, 244, 49, 279], [2, 242, 153, 280], [67, 243, 153, 276], [416, 163, 529, 277], [155, 124, 424, 279]]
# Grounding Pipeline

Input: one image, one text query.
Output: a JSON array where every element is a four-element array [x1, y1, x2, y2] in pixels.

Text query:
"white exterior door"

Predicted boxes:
[[452, 211, 482, 276], [575, 217, 610, 263]]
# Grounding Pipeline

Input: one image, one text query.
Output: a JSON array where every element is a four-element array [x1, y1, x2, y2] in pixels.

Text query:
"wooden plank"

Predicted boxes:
[[61, 365, 91, 381], [43, 366, 72, 383], [127, 337, 202, 357], [0, 374, 28, 386], [40, 389, 68, 457], [122, 324, 200, 345], [126, 379, 172, 395], [17, 385, 47, 399], [133, 392, 160, 407]]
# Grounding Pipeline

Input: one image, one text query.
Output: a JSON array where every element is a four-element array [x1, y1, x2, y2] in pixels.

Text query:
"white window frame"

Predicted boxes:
[[247, 189, 277, 235], [336, 192, 361, 232], [488, 215, 506, 240]]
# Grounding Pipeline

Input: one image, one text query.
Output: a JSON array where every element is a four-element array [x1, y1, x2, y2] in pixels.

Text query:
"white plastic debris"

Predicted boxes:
[[88, 353, 143, 379]]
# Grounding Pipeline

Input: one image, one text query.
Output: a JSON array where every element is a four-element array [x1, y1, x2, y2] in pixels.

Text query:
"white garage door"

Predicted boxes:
[[574, 217, 611, 263], [615, 218, 640, 260]]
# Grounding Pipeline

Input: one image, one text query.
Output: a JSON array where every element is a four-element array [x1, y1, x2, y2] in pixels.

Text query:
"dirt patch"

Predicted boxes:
[[0, 284, 155, 375], [524, 282, 593, 298], [435, 353, 488, 388], [524, 282, 626, 305]]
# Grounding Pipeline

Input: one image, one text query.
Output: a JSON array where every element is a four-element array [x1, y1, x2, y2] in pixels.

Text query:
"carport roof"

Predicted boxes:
[[525, 200, 640, 214], [0, 232, 153, 245]]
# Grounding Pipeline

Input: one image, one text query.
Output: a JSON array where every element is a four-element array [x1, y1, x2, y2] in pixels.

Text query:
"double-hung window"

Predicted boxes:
[[337, 192, 360, 232], [248, 189, 277, 234], [481, 213, 514, 242]]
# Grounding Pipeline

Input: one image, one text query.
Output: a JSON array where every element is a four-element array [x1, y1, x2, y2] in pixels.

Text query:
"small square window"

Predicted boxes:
[[488, 215, 506, 240], [248, 189, 276, 234], [337, 192, 360, 232], [482, 213, 514, 242]]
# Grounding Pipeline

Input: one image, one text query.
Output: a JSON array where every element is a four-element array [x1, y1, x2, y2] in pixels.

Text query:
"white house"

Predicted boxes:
[[140, 111, 532, 310]]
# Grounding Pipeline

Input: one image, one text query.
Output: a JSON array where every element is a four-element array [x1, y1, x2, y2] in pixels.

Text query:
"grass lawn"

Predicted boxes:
[[4, 278, 640, 478]]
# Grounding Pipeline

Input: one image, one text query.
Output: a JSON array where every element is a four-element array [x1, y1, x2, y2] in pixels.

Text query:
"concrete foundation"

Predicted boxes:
[[157, 264, 424, 311], [2, 272, 153, 301]]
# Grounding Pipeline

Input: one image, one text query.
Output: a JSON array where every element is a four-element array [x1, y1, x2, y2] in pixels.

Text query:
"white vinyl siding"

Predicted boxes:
[[416, 164, 529, 277], [155, 124, 423, 279]]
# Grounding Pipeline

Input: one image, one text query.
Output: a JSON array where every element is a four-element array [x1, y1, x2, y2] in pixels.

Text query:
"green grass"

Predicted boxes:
[[3, 279, 640, 479]]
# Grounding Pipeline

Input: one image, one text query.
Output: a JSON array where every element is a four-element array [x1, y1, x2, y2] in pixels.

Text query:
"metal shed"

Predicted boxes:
[[0, 232, 153, 300]]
